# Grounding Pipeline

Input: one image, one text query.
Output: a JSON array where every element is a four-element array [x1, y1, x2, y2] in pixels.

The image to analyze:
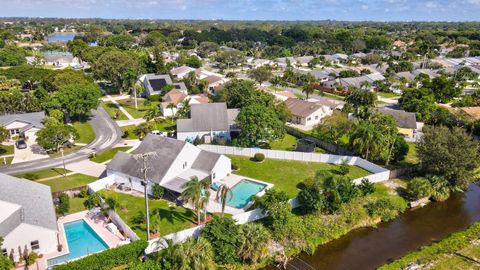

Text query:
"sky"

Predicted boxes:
[[1, 0, 480, 21]]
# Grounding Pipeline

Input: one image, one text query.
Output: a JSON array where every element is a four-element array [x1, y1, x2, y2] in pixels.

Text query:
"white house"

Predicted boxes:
[[170, 65, 195, 79], [160, 89, 209, 117], [0, 173, 58, 261], [106, 135, 231, 194], [176, 103, 239, 142], [0, 111, 45, 138], [285, 98, 333, 130]]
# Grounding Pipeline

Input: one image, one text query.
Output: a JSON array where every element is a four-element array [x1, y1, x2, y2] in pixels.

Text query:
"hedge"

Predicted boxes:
[[54, 240, 147, 270], [379, 221, 480, 270]]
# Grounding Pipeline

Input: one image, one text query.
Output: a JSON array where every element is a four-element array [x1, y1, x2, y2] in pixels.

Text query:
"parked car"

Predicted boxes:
[[151, 130, 167, 137], [15, 139, 27, 149]]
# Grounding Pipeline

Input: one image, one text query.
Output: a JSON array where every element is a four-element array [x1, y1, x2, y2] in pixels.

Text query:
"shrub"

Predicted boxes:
[[57, 193, 70, 215], [339, 160, 350, 175], [151, 183, 164, 199], [78, 189, 88, 198], [84, 193, 102, 209], [407, 177, 433, 200], [54, 240, 148, 270], [358, 178, 375, 196], [428, 175, 451, 202], [23, 173, 39, 180], [201, 216, 241, 265], [298, 180, 324, 214], [231, 162, 239, 170], [366, 198, 407, 222], [253, 153, 265, 162], [105, 197, 117, 210], [148, 95, 160, 102]]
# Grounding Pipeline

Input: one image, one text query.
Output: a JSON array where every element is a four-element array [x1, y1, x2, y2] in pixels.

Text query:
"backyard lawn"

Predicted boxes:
[[72, 121, 95, 144], [116, 98, 160, 119], [90, 146, 132, 163], [15, 168, 70, 180], [229, 155, 371, 197], [154, 118, 176, 132], [69, 197, 87, 213], [120, 125, 139, 139], [0, 144, 14, 156], [100, 190, 196, 239], [100, 101, 128, 120], [269, 134, 297, 151], [41, 174, 97, 192]]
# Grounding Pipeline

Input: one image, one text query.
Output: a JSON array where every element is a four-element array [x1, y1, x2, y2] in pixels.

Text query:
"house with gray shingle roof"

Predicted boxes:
[[0, 111, 45, 137], [285, 98, 333, 130], [139, 73, 173, 97], [0, 173, 58, 261], [106, 135, 231, 193], [378, 107, 418, 139], [176, 103, 239, 142]]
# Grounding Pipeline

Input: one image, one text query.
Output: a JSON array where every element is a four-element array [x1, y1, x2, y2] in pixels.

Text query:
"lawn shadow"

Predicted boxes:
[[152, 207, 195, 225]]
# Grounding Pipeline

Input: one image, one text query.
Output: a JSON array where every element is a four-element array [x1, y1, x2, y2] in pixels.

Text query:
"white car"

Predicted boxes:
[[150, 130, 167, 137]]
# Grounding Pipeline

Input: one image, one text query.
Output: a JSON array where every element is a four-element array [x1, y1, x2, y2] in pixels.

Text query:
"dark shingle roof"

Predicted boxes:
[[142, 74, 173, 95], [177, 103, 233, 132], [285, 98, 324, 118], [191, 150, 221, 172], [0, 173, 57, 236], [378, 108, 417, 129], [107, 135, 186, 183]]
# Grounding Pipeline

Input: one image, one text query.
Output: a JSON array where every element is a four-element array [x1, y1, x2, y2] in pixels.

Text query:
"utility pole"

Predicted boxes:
[[133, 152, 157, 241], [60, 148, 66, 177]]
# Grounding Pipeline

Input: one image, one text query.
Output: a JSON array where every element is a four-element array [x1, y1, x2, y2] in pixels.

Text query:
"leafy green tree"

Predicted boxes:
[[417, 125, 480, 190], [399, 88, 437, 121], [55, 83, 101, 120], [143, 105, 161, 122], [93, 50, 141, 93], [314, 112, 352, 153], [143, 31, 166, 47], [430, 75, 461, 103], [298, 178, 325, 214], [49, 109, 64, 123], [201, 216, 241, 265], [302, 83, 314, 99], [0, 126, 9, 143], [235, 104, 285, 147], [133, 122, 155, 139], [84, 193, 102, 209], [247, 66, 272, 84], [238, 223, 271, 264], [43, 69, 94, 92], [407, 177, 433, 200], [36, 123, 78, 151], [344, 89, 377, 119], [99, 34, 135, 50], [0, 91, 41, 114], [358, 178, 375, 196], [254, 189, 291, 226], [0, 45, 26, 66], [428, 175, 451, 202]]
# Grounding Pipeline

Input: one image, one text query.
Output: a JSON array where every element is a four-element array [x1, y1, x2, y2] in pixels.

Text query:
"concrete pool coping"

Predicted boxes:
[[39, 211, 126, 269], [204, 174, 274, 215]]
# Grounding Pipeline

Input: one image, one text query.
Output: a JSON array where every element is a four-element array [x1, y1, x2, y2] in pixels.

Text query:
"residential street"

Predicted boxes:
[[0, 107, 122, 175]]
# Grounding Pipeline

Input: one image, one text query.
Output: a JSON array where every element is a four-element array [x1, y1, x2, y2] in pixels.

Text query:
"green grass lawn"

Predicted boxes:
[[72, 121, 95, 144], [116, 98, 160, 119], [49, 145, 82, 157], [322, 92, 345, 101], [90, 146, 132, 163], [69, 197, 87, 213], [269, 134, 297, 151], [404, 142, 418, 165], [0, 144, 14, 156], [154, 118, 176, 132], [14, 168, 71, 180], [120, 125, 139, 139], [100, 101, 128, 120], [100, 190, 196, 239], [0, 156, 13, 166], [377, 92, 400, 98], [42, 174, 97, 192], [229, 155, 371, 197]]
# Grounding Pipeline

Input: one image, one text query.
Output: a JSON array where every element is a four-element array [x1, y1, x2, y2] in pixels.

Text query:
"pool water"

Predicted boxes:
[[48, 33, 78, 42], [47, 220, 108, 267], [226, 180, 267, 209]]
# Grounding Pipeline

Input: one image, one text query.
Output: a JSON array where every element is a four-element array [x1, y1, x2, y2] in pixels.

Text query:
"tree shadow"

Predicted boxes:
[[151, 207, 195, 225]]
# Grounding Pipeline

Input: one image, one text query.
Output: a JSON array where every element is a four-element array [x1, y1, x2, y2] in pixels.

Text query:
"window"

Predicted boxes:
[[315, 115, 319, 120], [1, 249, 7, 256], [307, 117, 311, 121], [31, 240, 40, 251], [212, 173, 216, 179]]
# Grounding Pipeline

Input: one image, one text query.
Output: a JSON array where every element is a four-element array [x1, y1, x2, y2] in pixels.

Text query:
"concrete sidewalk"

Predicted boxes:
[[65, 159, 106, 177]]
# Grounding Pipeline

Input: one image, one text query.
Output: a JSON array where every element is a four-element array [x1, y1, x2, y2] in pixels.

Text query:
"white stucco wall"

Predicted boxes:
[[2, 223, 57, 261], [106, 170, 153, 194], [160, 143, 201, 185], [211, 155, 231, 182]]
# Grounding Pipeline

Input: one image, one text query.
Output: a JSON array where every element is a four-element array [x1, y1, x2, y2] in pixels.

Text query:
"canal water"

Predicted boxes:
[[268, 183, 480, 270]]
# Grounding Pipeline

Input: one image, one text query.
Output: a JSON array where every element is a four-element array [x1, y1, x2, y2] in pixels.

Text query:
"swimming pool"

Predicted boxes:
[[226, 180, 267, 209], [47, 220, 108, 267]]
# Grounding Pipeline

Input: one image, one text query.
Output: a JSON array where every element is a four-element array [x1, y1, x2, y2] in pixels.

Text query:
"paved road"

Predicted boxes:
[[279, 86, 346, 107], [0, 107, 123, 175]]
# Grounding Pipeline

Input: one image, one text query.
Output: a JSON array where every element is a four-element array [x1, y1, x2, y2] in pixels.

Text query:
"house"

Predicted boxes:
[[0, 173, 58, 261], [0, 111, 45, 138], [43, 52, 79, 68], [176, 103, 239, 142], [378, 108, 417, 138], [141, 74, 173, 97], [160, 89, 209, 117], [339, 73, 386, 90], [106, 135, 231, 194], [203, 75, 227, 93], [272, 90, 297, 102], [247, 58, 271, 69], [170, 65, 195, 79], [285, 98, 333, 130], [301, 69, 335, 82]]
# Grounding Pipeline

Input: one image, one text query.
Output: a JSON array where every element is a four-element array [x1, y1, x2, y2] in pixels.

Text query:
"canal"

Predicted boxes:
[[269, 182, 480, 270]]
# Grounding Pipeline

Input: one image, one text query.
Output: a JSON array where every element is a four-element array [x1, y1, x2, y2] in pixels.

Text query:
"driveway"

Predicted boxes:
[[11, 130, 49, 164], [0, 107, 123, 175]]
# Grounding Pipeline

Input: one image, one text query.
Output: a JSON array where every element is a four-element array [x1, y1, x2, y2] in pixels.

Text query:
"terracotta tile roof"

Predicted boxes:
[[162, 89, 187, 106], [461, 107, 480, 120]]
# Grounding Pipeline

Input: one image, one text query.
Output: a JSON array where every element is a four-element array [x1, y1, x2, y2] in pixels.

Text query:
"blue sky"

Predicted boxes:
[[1, 0, 480, 21]]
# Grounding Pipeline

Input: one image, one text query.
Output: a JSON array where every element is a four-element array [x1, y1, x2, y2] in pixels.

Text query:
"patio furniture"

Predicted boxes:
[[211, 182, 220, 191], [106, 222, 119, 234]]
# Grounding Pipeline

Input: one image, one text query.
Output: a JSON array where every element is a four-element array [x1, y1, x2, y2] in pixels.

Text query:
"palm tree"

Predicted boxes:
[[175, 237, 215, 270], [349, 121, 380, 160], [238, 223, 271, 264], [167, 103, 176, 120], [181, 176, 210, 225], [177, 98, 191, 118], [143, 105, 160, 122], [215, 184, 233, 217], [302, 83, 314, 100]]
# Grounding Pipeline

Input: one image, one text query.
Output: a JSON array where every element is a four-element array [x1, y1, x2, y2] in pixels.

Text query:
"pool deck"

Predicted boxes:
[[34, 211, 127, 270], [204, 173, 274, 215]]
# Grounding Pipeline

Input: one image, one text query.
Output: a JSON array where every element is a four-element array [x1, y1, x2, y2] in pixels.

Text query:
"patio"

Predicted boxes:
[[33, 210, 128, 270]]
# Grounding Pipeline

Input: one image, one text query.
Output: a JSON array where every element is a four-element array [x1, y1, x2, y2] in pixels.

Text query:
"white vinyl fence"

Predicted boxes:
[[199, 145, 390, 184]]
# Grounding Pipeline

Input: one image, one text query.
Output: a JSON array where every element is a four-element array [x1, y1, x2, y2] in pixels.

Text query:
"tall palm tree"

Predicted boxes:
[[215, 184, 233, 217], [181, 176, 210, 225], [302, 83, 314, 100], [349, 121, 380, 160], [176, 237, 215, 270], [143, 105, 160, 122]]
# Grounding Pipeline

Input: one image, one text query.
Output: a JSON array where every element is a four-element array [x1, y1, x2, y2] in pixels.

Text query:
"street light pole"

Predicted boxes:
[[60, 148, 66, 177]]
